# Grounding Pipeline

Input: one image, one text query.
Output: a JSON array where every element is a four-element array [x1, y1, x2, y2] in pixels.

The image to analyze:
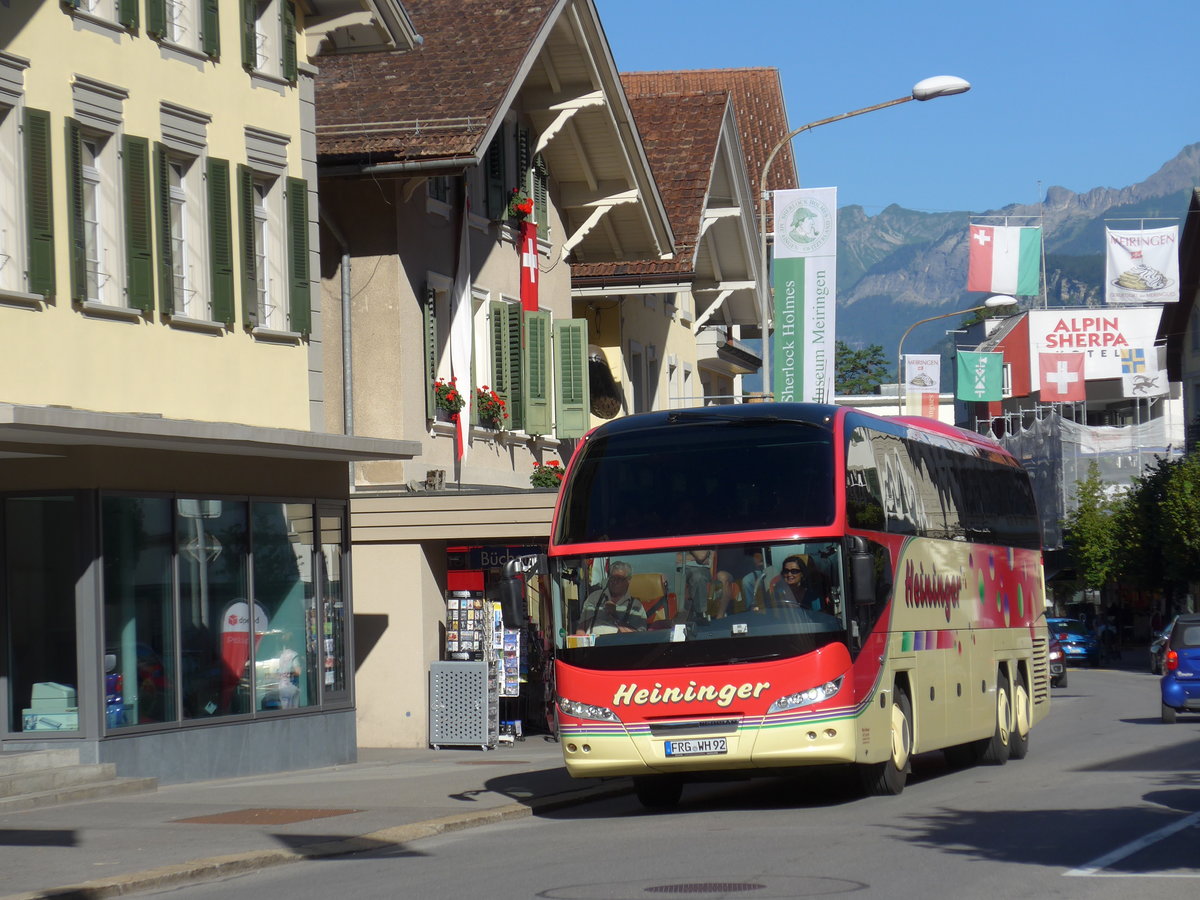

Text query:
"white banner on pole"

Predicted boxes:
[[772, 187, 837, 403], [1105, 226, 1179, 304]]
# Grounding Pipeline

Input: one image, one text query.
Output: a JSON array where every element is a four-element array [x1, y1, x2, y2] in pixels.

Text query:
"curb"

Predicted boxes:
[[1, 780, 632, 900]]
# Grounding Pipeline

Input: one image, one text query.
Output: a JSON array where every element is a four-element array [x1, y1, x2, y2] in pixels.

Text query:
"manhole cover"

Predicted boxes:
[[176, 808, 359, 825], [645, 886, 765, 895]]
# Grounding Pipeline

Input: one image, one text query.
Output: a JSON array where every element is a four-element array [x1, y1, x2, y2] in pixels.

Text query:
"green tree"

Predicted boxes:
[[1159, 453, 1200, 588], [1061, 461, 1119, 593], [835, 341, 889, 395]]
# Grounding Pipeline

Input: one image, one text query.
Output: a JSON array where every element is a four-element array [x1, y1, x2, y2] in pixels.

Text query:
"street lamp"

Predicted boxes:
[[896, 295, 1017, 415], [757, 76, 971, 399]]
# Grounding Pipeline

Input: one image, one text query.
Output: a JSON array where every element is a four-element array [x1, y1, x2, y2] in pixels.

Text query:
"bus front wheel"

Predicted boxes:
[[860, 688, 912, 796], [633, 775, 683, 810]]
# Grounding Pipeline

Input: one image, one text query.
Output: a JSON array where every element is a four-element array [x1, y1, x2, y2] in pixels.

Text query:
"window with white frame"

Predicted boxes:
[[0, 104, 21, 295], [242, 0, 297, 81], [80, 133, 120, 304], [629, 341, 646, 414], [252, 175, 287, 329], [164, 0, 199, 48], [165, 154, 208, 318]]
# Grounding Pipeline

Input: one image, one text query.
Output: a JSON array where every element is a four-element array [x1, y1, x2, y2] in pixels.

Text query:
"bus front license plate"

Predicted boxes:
[[665, 738, 727, 757]]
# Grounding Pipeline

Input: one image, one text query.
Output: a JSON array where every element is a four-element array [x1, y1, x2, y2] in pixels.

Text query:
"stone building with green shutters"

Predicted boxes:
[[0, 2, 420, 781]]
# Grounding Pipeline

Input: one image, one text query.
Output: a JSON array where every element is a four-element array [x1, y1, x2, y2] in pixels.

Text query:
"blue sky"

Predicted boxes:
[[596, 0, 1200, 215]]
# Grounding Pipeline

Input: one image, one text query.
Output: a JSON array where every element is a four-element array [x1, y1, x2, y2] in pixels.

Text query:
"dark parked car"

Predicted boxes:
[[1149, 616, 1178, 675], [1049, 634, 1067, 687], [1161, 613, 1200, 723], [1047, 617, 1100, 667]]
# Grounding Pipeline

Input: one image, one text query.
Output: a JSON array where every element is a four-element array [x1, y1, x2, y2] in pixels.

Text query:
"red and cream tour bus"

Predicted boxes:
[[546, 403, 1051, 808]]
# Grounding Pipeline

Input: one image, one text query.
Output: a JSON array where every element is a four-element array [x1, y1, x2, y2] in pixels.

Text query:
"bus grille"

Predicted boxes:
[[1031, 634, 1050, 704]]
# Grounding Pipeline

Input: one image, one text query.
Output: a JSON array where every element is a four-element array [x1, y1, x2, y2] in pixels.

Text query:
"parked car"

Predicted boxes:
[[1149, 616, 1178, 675], [1160, 613, 1200, 723], [1049, 634, 1067, 687], [1047, 617, 1099, 667]]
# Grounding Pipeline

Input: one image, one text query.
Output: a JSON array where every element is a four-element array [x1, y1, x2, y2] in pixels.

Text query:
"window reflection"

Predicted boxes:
[[252, 503, 316, 710], [102, 497, 177, 727], [177, 499, 249, 719]]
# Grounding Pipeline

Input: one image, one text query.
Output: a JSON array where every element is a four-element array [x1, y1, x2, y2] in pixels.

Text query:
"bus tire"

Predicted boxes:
[[634, 775, 683, 810], [1009, 670, 1031, 760], [860, 688, 912, 796], [980, 673, 1012, 765]]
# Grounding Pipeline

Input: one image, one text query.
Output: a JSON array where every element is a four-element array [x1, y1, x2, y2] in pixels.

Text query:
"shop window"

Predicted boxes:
[[102, 497, 177, 728], [5, 496, 79, 734], [317, 510, 348, 699], [176, 499, 249, 719], [251, 503, 317, 711]]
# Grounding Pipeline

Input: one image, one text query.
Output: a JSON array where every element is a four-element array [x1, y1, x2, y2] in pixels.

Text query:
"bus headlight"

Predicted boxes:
[[767, 677, 844, 713], [557, 695, 620, 723]]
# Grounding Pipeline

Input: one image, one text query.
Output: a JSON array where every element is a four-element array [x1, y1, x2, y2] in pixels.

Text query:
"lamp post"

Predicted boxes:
[[757, 76, 971, 399], [896, 295, 1017, 415]]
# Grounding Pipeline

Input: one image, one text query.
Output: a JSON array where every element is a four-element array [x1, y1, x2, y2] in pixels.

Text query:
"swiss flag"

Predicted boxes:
[[519, 221, 539, 313], [1038, 352, 1085, 402]]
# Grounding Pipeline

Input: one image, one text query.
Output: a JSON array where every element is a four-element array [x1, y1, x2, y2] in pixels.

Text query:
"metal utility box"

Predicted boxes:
[[428, 661, 498, 749]]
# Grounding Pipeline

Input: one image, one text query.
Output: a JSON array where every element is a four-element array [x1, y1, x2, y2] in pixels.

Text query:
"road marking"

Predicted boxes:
[[1065, 809, 1200, 877]]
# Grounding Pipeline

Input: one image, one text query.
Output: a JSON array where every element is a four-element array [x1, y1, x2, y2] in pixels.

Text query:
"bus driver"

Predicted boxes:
[[576, 561, 648, 634]]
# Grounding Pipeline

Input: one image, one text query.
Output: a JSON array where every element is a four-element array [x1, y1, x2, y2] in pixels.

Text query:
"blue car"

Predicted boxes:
[[1160, 613, 1200, 723], [1047, 617, 1100, 667]]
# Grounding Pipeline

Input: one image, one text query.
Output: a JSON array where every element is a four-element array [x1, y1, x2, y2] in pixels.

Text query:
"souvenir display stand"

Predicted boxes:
[[428, 591, 499, 749]]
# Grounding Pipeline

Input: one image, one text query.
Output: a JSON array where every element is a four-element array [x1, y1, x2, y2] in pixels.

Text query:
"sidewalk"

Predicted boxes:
[[0, 738, 629, 900]]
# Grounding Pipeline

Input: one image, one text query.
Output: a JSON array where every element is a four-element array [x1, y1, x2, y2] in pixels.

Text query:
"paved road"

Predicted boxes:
[[133, 663, 1199, 899]]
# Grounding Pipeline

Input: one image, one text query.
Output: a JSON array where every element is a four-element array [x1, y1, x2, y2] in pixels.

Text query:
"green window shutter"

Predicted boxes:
[[240, 0, 256, 69], [484, 130, 506, 220], [281, 1, 297, 82], [122, 135, 154, 313], [522, 310, 551, 436], [236, 163, 256, 327], [489, 299, 509, 395], [147, 0, 166, 37], [118, 0, 139, 29], [553, 318, 590, 438], [422, 284, 437, 418], [506, 303, 524, 431], [154, 143, 174, 315], [65, 118, 86, 304], [533, 153, 549, 232], [23, 108, 55, 299], [202, 0, 221, 57], [286, 176, 310, 336], [516, 124, 531, 197], [207, 157, 234, 325]]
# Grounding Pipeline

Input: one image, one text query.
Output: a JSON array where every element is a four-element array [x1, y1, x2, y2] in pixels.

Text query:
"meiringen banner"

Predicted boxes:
[[772, 187, 837, 403], [1105, 225, 1179, 304]]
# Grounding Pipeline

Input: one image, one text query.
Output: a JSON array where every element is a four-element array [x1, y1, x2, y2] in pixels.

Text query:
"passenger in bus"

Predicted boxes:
[[770, 555, 835, 617], [708, 570, 740, 618], [677, 549, 714, 621], [741, 551, 767, 611], [576, 561, 648, 634]]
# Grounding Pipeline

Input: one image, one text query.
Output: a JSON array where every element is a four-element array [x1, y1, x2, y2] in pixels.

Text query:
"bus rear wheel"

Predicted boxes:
[[980, 673, 1012, 765], [633, 775, 683, 810], [1008, 671, 1031, 760], [860, 688, 912, 796]]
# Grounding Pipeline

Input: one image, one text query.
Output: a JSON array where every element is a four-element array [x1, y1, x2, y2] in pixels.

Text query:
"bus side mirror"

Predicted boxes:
[[848, 536, 876, 606]]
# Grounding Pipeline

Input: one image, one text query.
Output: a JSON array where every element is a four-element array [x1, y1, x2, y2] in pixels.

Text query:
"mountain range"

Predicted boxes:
[[835, 142, 1200, 370]]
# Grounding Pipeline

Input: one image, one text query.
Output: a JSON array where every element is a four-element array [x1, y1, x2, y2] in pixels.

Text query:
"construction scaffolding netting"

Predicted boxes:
[[997, 412, 1183, 550]]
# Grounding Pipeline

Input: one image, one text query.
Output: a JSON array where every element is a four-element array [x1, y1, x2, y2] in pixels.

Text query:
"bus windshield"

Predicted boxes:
[[550, 541, 848, 671], [553, 412, 836, 544]]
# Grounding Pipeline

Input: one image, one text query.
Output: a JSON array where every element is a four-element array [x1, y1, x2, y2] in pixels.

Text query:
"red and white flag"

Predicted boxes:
[[968, 225, 1041, 296], [519, 221, 539, 313], [1038, 352, 1085, 402]]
